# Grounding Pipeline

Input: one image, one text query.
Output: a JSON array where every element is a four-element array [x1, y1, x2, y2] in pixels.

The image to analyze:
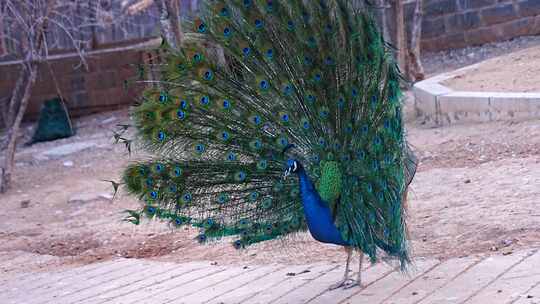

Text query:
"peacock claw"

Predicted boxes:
[[343, 280, 361, 289], [328, 278, 359, 290]]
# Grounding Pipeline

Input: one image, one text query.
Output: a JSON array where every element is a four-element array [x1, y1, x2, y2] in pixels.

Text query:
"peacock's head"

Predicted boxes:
[[283, 159, 302, 179]]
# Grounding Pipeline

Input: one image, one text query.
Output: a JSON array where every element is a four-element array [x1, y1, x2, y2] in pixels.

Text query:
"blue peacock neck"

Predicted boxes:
[[294, 162, 349, 246]]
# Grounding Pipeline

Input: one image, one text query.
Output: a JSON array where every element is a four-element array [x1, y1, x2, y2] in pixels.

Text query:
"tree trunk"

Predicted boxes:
[[394, 0, 407, 73], [0, 0, 54, 193], [0, 1, 6, 56], [377, 0, 391, 42], [167, 0, 183, 46], [5, 67, 28, 127], [156, 0, 180, 50], [0, 63, 37, 193], [407, 0, 425, 81]]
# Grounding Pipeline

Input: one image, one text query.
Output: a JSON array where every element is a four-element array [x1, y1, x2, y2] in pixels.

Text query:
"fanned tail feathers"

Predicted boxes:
[[122, 0, 415, 266]]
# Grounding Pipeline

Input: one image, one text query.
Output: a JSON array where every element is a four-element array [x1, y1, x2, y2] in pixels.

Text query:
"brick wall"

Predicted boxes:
[[0, 46, 149, 127], [418, 0, 540, 52]]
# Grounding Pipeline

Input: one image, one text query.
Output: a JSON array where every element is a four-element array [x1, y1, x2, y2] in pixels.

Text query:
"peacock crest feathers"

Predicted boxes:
[[121, 0, 414, 265]]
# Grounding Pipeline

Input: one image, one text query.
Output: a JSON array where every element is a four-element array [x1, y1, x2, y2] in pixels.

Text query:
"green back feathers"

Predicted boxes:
[[317, 160, 342, 204], [121, 0, 414, 266]]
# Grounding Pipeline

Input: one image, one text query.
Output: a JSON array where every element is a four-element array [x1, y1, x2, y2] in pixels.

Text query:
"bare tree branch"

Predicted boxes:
[[156, 0, 180, 50], [394, 0, 407, 74], [407, 0, 425, 81]]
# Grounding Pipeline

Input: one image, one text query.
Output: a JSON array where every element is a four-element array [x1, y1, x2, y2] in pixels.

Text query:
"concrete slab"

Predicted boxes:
[[413, 62, 540, 126], [489, 93, 540, 121], [437, 92, 491, 125]]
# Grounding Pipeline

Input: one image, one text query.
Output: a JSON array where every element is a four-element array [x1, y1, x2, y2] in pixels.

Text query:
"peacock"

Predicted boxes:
[[120, 0, 418, 289]]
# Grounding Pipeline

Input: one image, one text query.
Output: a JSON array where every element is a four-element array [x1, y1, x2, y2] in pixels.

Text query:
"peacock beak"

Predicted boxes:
[[283, 168, 291, 180]]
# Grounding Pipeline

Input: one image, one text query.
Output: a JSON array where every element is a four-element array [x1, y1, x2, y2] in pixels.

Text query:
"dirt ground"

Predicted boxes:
[[0, 108, 539, 274], [443, 45, 540, 92]]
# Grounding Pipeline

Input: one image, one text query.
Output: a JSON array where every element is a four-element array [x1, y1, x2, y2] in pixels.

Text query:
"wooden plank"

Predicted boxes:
[[417, 250, 533, 304], [344, 258, 440, 303], [246, 264, 337, 304], [466, 250, 540, 304], [137, 266, 245, 303], [207, 265, 313, 304], [2, 259, 131, 300], [113, 264, 225, 304], [26, 260, 153, 304], [61, 261, 185, 304], [2, 259, 124, 291], [82, 262, 211, 304], [304, 261, 393, 304], [383, 256, 480, 304], [273, 261, 392, 304], [171, 265, 282, 304], [512, 280, 540, 304]]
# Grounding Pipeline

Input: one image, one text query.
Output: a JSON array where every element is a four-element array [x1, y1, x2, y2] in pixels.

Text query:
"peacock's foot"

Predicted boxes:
[[343, 279, 361, 289], [328, 278, 360, 290]]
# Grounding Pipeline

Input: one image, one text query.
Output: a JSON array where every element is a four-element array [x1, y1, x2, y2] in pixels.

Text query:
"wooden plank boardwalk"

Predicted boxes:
[[1, 248, 540, 304]]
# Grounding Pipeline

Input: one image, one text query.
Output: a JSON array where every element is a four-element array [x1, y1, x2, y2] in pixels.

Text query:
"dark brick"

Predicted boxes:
[[458, 0, 497, 10], [419, 37, 438, 53], [465, 27, 501, 45], [90, 87, 127, 107], [446, 12, 482, 32], [86, 71, 117, 90], [425, 0, 457, 17], [500, 17, 535, 38], [439, 32, 467, 49], [481, 4, 518, 25], [70, 74, 86, 91], [533, 16, 540, 35], [422, 17, 446, 39], [518, 0, 540, 17], [0, 66, 11, 83], [464, 11, 483, 28], [32, 81, 56, 95], [69, 91, 89, 108]]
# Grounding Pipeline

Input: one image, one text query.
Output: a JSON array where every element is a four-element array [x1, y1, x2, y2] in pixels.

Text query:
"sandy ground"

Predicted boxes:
[[442, 45, 540, 92], [0, 109, 539, 275], [422, 34, 540, 78]]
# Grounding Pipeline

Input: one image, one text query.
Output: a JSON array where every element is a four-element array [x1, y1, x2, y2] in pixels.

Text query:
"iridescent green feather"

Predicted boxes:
[[121, 0, 417, 267]]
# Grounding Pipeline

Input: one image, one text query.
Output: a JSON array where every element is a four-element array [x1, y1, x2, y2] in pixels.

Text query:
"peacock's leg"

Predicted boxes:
[[343, 250, 364, 289], [358, 251, 364, 286], [328, 246, 353, 290]]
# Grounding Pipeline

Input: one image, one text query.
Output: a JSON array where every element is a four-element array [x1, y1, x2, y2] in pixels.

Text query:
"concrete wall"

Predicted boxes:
[[416, 0, 540, 51]]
